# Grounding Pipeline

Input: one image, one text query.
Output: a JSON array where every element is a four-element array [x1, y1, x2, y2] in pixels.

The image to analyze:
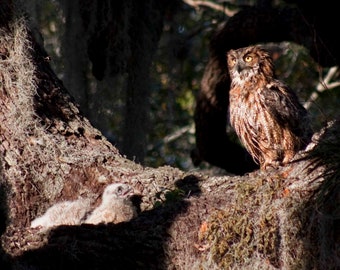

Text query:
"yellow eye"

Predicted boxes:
[[232, 58, 237, 64], [245, 55, 252, 62]]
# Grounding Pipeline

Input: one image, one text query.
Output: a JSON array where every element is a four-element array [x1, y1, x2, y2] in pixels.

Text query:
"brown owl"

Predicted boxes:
[[227, 45, 312, 169]]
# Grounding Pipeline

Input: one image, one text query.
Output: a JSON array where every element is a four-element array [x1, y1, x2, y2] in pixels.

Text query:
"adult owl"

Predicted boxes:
[[227, 45, 312, 169]]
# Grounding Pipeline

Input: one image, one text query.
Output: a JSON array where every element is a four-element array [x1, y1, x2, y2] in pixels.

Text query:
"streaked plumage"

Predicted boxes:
[[227, 45, 312, 169]]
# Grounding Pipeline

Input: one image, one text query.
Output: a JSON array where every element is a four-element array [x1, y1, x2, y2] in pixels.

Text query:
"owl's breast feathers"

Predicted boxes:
[[229, 79, 312, 168], [227, 45, 312, 168]]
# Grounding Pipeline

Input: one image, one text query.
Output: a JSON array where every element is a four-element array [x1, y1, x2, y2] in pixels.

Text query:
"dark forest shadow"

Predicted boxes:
[[6, 175, 201, 269], [0, 157, 11, 270], [298, 120, 340, 269]]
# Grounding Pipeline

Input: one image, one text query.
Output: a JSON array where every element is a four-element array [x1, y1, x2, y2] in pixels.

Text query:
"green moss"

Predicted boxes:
[[203, 175, 284, 268]]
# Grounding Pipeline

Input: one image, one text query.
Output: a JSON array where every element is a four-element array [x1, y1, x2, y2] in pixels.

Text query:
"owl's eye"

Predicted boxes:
[[229, 57, 237, 65], [117, 186, 123, 194], [244, 55, 252, 62]]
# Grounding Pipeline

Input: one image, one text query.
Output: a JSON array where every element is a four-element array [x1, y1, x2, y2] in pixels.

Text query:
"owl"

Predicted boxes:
[[227, 45, 312, 169], [31, 198, 92, 231], [84, 183, 137, 225], [31, 183, 138, 230]]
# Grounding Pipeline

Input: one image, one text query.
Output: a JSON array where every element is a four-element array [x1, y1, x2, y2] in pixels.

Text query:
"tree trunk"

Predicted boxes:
[[79, 0, 174, 164], [0, 3, 339, 270], [59, 0, 90, 118], [121, 1, 168, 164]]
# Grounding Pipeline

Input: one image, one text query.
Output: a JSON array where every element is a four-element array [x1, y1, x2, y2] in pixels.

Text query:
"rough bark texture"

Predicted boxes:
[[0, 3, 339, 270]]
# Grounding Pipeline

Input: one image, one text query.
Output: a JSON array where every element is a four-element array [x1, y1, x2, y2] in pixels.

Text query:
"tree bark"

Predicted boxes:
[[0, 3, 339, 270]]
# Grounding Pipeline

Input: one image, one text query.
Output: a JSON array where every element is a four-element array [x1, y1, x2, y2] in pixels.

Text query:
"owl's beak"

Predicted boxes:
[[236, 61, 246, 73], [124, 186, 135, 198]]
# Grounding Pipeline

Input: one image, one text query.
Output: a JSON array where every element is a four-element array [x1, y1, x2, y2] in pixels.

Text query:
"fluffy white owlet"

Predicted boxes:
[[30, 198, 92, 230], [84, 183, 137, 225]]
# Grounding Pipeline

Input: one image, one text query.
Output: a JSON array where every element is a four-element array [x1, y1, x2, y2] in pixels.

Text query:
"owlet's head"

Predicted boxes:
[[102, 183, 134, 200]]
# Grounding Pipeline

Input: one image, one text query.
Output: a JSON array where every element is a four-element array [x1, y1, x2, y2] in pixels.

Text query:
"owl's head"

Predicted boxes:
[[227, 45, 274, 83], [102, 183, 134, 200]]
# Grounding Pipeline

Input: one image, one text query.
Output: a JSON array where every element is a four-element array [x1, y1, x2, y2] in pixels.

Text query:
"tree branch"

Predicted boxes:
[[182, 0, 238, 17], [304, 66, 340, 109]]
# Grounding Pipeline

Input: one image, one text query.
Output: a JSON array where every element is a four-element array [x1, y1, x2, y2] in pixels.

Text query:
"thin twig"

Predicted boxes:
[[147, 123, 195, 152], [304, 66, 340, 109], [182, 0, 238, 17]]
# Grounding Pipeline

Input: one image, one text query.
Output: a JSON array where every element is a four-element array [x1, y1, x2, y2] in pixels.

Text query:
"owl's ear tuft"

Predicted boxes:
[[226, 49, 234, 56]]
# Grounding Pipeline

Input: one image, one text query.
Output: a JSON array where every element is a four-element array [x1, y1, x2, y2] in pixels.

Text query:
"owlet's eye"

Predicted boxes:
[[244, 55, 252, 62], [117, 186, 123, 194]]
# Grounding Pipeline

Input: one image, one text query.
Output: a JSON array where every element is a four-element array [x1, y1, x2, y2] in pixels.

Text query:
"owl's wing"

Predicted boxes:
[[262, 81, 309, 137]]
